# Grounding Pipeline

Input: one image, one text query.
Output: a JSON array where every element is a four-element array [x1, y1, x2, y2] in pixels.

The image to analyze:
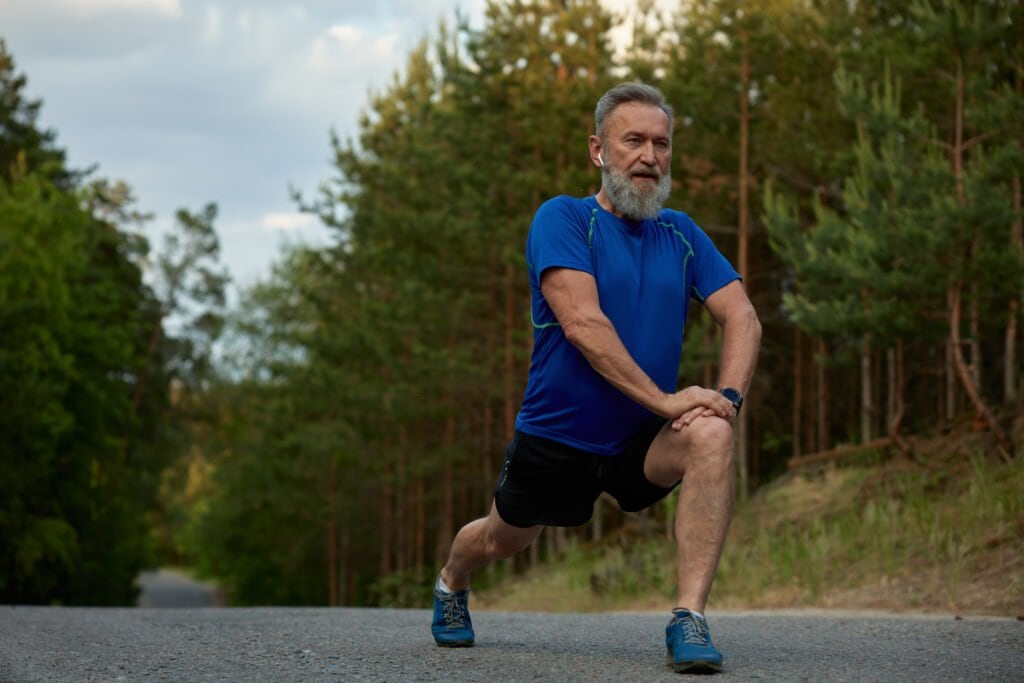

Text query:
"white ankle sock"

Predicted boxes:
[[436, 574, 453, 594], [673, 607, 705, 619]]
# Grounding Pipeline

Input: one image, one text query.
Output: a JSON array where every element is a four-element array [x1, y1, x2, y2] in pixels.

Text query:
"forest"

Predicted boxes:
[[1, 0, 1021, 607]]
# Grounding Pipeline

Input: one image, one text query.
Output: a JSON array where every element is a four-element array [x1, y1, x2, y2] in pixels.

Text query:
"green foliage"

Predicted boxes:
[[370, 567, 437, 608], [765, 0, 1023, 444], [1, 170, 84, 600], [577, 537, 676, 602], [0, 40, 71, 186], [0, 165, 160, 604], [6, 1, 1017, 609], [153, 203, 230, 390], [176, 0, 1024, 608], [0, 41, 229, 604], [186, 0, 623, 606], [766, 65, 959, 343]]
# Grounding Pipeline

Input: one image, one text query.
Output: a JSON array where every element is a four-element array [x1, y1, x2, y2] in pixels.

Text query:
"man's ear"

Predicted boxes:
[[589, 135, 604, 168]]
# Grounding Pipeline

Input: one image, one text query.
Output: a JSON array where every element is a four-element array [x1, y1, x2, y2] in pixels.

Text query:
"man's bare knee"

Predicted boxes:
[[487, 534, 528, 560], [673, 416, 734, 471], [484, 512, 539, 560]]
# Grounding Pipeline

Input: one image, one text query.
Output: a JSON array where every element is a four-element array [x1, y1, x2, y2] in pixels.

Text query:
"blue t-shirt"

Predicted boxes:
[[514, 195, 740, 455]]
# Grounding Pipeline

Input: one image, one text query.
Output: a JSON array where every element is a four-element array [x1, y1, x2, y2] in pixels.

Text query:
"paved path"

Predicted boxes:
[[0, 607, 1020, 681], [135, 569, 223, 608]]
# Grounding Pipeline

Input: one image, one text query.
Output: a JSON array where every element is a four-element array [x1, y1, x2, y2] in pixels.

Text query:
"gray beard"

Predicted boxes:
[[601, 163, 671, 220]]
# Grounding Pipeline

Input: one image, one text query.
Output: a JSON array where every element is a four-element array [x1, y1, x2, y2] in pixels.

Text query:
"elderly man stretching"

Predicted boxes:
[[431, 81, 761, 675]]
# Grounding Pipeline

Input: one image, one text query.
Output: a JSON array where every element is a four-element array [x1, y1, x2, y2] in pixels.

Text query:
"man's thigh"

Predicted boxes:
[[599, 417, 677, 512], [493, 431, 602, 528]]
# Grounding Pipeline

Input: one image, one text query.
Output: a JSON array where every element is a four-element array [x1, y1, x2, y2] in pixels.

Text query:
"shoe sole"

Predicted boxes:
[[667, 651, 722, 674], [435, 639, 474, 648]]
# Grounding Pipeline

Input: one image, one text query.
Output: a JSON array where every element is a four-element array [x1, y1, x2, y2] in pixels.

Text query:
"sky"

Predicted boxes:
[[0, 0, 660, 296]]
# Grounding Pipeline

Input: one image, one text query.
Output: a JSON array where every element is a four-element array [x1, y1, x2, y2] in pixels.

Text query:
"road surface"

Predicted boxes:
[[1, 606, 1021, 682], [135, 569, 223, 608]]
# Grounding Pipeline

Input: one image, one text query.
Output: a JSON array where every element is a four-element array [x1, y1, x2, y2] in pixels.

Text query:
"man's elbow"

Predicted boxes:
[[561, 317, 590, 348], [749, 308, 763, 344], [736, 303, 762, 342], [561, 313, 604, 350]]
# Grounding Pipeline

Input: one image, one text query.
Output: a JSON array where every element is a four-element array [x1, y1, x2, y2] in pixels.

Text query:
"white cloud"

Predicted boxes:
[[51, 0, 182, 18], [327, 24, 362, 44], [309, 24, 400, 78], [200, 5, 225, 43], [260, 212, 316, 233]]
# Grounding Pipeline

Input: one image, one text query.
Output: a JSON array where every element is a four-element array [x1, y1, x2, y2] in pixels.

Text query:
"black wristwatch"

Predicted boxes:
[[719, 387, 743, 414]]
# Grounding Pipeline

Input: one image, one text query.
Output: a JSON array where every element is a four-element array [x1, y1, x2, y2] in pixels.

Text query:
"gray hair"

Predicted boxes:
[[594, 82, 675, 139]]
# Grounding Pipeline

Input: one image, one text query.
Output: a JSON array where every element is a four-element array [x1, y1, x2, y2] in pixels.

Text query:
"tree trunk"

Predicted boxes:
[[703, 323, 715, 388], [970, 286, 981, 389], [1007, 173, 1022, 402], [888, 341, 911, 457], [950, 282, 1013, 459], [131, 316, 165, 417], [327, 455, 338, 607], [945, 340, 957, 420], [736, 39, 751, 499], [436, 415, 456, 567], [793, 326, 803, 458], [482, 399, 496, 506], [379, 449, 393, 578], [502, 212, 517, 580], [860, 334, 873, 443], [395, 428, 408, 575], [948, 53, 1011, 459], [554, 527, 566, 557], [414, 469, 426, 573], [504, 259, 516, 440], [887, 347, 897, 429], [339, 526, 350, 605], [816, 338, 830, 452], [483, 245, 499, 507]]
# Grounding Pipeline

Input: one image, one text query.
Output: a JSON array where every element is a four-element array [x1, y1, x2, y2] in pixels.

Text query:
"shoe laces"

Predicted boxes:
[[672, 611, 710, 646], [439, 592, 467, 628]]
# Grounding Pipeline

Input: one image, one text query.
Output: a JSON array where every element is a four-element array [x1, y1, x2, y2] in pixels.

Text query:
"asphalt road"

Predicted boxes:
[[1, 606, 1021, 682], [135, 569, 224, 608]]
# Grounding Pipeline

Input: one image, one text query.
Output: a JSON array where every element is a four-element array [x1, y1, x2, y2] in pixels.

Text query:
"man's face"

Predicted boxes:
[[597, 102, 672, 220]]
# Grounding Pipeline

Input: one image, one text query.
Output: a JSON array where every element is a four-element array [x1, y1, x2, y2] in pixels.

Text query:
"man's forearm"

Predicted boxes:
[[562, 313, 672, 416], [714, 304, 762, 395]]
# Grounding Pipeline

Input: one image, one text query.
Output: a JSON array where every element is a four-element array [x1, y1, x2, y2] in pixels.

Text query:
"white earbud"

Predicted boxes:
[[598, 154, 605, 167]]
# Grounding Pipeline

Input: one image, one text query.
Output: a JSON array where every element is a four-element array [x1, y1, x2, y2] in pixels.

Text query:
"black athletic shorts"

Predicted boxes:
[[493, 418, 678, 528]]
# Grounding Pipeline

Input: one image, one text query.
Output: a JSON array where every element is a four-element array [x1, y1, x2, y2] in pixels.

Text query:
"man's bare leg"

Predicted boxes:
[[441, 502, 543, 591], [433, 503, 540, 646], [643, 416, 735, 612]]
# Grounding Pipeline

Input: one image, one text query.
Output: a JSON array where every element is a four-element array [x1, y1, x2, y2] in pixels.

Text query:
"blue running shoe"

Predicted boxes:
[[665, 609, 723, 674], [431, 584, 474, 647]]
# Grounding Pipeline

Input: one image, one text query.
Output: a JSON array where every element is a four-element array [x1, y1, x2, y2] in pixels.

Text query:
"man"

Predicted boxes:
[[430, 82, 761, 675]]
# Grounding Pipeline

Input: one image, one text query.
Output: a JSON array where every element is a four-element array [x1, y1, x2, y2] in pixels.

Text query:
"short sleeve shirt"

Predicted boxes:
[[514, 195, 740, 455]]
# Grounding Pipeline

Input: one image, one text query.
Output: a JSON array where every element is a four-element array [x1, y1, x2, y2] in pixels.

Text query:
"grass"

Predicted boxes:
[[474, 432, 1024, 617]]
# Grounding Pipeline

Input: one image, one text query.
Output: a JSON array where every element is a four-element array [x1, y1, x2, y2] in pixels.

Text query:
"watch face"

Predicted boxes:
[[720, 388, 743, 408]]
